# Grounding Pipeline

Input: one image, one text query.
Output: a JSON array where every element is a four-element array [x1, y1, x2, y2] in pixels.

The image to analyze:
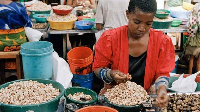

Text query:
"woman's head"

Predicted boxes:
[[126, 0, 157, 38]]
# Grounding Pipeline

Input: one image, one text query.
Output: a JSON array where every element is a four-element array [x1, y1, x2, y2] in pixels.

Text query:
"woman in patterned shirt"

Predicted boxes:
[[0, 0, 32, 69]]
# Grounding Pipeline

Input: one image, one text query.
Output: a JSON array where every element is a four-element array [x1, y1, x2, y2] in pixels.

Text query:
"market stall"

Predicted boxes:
[[1, 0, 200, 112]]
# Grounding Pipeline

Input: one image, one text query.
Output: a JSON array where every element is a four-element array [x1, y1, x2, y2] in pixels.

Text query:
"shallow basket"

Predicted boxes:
[[0, 79, 65, 112]]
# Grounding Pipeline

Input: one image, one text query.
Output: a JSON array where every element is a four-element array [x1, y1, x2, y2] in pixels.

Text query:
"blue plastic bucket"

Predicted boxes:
[[20, 41, 54, 79], [72, 72, 94, 89]]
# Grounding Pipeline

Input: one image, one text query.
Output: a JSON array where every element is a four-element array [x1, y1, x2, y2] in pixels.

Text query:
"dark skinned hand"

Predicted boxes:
[[156, 85, 168, 108], [110, 70, 132, 83]]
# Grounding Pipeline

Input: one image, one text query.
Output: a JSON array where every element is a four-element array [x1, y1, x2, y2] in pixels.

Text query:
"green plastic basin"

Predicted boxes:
[[152, 20, 172, 29], [64, 87, 98, 106], [33, 14, 50, 23], [0, 79, 65, 112], [155, 9, 170, 19], [171, 19, 182, 27], [28, 10, 51, 18], [104, 97, 150, 112]]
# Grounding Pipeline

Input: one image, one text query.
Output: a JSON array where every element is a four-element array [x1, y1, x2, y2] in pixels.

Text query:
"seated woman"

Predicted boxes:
[[93, 0, 175, 108], [0, 0, 32, 69]]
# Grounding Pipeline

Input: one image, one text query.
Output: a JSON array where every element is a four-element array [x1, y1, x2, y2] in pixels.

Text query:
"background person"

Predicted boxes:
[[0, 0, 32, 69]]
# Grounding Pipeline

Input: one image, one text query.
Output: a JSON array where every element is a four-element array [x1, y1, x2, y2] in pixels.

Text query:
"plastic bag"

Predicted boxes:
[[52, 51, 73, 89], [169, 71, 200, 92], [25, 27, 43, 41]]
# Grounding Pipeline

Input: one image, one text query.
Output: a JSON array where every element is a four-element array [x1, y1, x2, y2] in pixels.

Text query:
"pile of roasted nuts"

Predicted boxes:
[[32, 23, 47, 29], [167, 93, 200, 112], [47, 13, 77, 22], [104, 81, 149, 106], [52, 5, 72, 10], [0, 80, 60, 105], [27, 1, 51, 11], [67, 92, 92, 102]]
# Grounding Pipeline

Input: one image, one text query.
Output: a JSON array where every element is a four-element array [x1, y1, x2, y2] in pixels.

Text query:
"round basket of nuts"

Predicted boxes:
[[0, 79, 65, 112], [104, 81, 150, 112], [64, 87, 98, 106]]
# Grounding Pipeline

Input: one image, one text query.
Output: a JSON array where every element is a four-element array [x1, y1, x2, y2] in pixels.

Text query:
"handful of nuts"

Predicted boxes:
[[0, 80, 60, 105], [104, 81, 149, 106]]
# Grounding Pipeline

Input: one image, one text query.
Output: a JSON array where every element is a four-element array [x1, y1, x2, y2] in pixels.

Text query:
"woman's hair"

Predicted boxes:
[[128, 0, 157, 14]]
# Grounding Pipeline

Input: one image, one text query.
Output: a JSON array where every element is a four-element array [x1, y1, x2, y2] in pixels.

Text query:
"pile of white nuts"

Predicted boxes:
[[104, 81, 149, 106], [27, 1, 51, 11], [68, 92, 92, 102], [47, 14, 77, 22], [53, 5, 72, 10], [0, 80, 60, 105]]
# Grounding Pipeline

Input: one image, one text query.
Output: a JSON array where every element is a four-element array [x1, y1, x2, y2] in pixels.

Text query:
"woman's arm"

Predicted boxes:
[[94, 68, 130, 84], [88, 0, 96, 9], [67, 0, 76, 8]]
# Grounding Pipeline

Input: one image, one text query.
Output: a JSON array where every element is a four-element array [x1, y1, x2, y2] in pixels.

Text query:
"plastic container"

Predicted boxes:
[[170, 10, 190, 19], [0, 79, 65, 112], [155, 9, 170, 19], [76, 106, 118, 112], [72, 72, 94, 89], [152, 20, 172, 29], [83, 18, 95, 29], [28, 10, 51, 18], [20, 41, 54, 79], [33, 14, 50, 23], [75, 20, 94, 30], [77, 16, 90, 21], [171, 19, 182, 27], [183, 32, 190, 46], [64, 87, 98, 106], [67, 47, 93, 75], [52, 6, 73, 15], [47, 19, 77, 30]]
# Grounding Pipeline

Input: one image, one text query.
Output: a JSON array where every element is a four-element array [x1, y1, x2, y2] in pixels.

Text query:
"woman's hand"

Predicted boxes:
[[110, 70, 132, 83], [156, 85, 168, 108]]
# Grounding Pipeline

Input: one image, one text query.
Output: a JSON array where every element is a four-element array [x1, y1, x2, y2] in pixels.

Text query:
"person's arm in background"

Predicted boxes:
[[67, 0, 76, 8], [88, 0, 96, 9], [95, 0, 103, 30]]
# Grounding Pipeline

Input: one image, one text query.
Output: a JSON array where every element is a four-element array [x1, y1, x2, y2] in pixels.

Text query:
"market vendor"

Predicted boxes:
[[67, 0, 96, 9], [93, 0, 175, 108], [0, 0, 32, 69], [67, 0, 96, 50]]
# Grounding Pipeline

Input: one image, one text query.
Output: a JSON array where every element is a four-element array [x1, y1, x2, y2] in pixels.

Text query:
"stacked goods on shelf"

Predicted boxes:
[[152, 9, 173, 29], [27, 1, 52, 18], [47, 5, 77, 30]]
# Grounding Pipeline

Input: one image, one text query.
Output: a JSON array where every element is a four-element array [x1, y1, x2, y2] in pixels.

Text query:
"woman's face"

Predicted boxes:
[[126, 8, 155, 38]]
